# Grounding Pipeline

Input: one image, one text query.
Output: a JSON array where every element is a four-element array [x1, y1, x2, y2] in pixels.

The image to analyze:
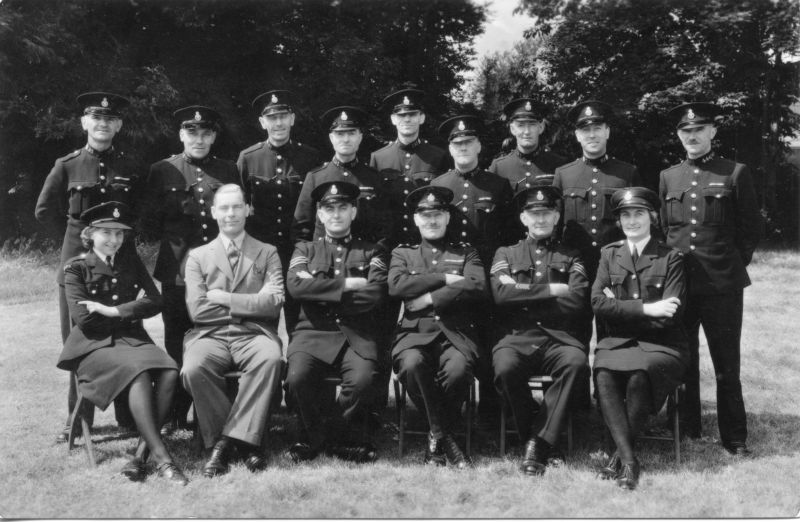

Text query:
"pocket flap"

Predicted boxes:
[[564, 187, 589, 199], [610, 274, 627, 286], [702, 187, 732, 199]]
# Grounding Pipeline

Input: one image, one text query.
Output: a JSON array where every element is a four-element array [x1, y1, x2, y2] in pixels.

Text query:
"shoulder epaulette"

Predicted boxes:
[[601, 240, 625, 251], [63, 253, 88, 271], [558, 158, 582, 169], [59, 149, 83, 163], [241, 142, 267, 155], [307, 163, 327, 175]]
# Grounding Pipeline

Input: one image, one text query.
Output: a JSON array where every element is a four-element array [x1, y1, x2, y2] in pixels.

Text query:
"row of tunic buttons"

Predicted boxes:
[[459, 182, 470, 237], [688, 168, 700, 251], [589, 170, 601, 246]]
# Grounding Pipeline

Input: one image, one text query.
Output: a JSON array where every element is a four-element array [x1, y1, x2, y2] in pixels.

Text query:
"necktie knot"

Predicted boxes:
[[105, 255, 113, 269], [631, 246, 639, 264], [227, 242, 239, 270]]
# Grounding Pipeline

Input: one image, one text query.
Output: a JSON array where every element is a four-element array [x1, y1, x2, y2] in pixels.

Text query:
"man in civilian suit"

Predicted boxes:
[[182, 184, 285, 477]]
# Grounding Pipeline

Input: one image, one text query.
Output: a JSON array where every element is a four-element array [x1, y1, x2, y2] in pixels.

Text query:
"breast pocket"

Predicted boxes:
[[609, 273, 628, 299], [702, 186, 733, 225], [509, 263, 533, 283], [108, 175, 137, 202], [563, 187, 590, 223], [642, 275, 665, 302], [665, 190, 687, 225], [547, 261, 569, 283], [345, 261, 369, 277], [307, 262, 332, 278], [68, 180, 100, 216], [600, 187, 618, 220]]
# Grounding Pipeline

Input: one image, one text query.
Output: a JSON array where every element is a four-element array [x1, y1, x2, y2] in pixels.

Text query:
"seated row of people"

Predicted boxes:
[[57, 180, 685, 491]]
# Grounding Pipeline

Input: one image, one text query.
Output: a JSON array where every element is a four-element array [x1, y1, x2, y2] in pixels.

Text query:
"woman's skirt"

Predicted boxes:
[[76, 342, 177, 410], [594, 344, 685, 413]]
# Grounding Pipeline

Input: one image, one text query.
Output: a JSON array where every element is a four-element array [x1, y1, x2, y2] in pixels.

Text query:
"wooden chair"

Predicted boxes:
[[638, 383, 684, 464], [499, 375, 574, 456], [66, 372, 96, 467], [393, 374, 475, 457]]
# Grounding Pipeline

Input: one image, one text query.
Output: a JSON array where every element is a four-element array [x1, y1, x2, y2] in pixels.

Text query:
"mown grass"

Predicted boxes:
[[0, 247, 798, 518]]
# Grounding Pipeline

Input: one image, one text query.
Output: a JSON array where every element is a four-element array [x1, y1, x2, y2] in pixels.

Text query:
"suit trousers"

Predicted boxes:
[[162, 283, 194, 422], [493, 341, 588, 445], [285, 346, 379, 446], [393, 339, 473, 439], [181, 324, 283, 449], [681, 290, 747, 443]]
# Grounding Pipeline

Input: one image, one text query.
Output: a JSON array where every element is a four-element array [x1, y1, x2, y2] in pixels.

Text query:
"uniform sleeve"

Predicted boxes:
[[591, 250, 646, 321], [497, 178, 517, 246], [292, 174, 316, 243], [236, 151, 252, 203], [286, 242, 345, 302], [658, 170, 669, 236], [733, 164, 761, 266], [552, 168, 564, 191], [388, 248, 446, 298], [115, 253, 162, 321], [229, 247, 284, 320], [63, 263, 119, 335], [647, 249, 687, 329], [34, 160, 67, 232], [429, 248, 487, 310], [490, 247, 555, 304], [544, 255, 591, 321], [340, 247, 389, 315], [487, 157, 499, 174], [368, 152, 378, 170]]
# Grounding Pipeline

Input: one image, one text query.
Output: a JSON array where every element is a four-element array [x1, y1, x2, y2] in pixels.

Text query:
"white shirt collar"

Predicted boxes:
[[628, 236, 651, 256], [220, 232, 245, 251], [93, 248, 114, 266]]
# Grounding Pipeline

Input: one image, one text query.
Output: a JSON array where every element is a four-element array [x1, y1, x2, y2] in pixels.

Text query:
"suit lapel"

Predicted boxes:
[[232, 234, 260, 290], [212, 237, 235, 281], [615, 242, 635, 274], [636, 239, 657, 272]]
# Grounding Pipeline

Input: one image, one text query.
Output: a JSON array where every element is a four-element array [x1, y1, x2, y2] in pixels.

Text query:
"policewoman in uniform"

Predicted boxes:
[[238, 90, 321, 335], [490, 185, 591, 476], [370, 87, 449, 246], [57, 202, 187, 485], [35, 91, 139, 441], [553, 100, 641, 280], [389, 186, 488, 469], [658, 102, 760, 454], [142, 106, 240, 431], [285, 182, 389, 463], [591, 187, 688, 490]]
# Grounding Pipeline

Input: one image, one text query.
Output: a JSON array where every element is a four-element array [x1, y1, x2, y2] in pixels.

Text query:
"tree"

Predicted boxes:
[[0, 0, 487, 243]]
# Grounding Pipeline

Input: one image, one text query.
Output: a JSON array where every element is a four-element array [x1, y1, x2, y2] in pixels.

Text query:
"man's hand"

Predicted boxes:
[[78, 300, 120, 317], [549, 283, 570, 296], [206, 288, 231, 307], [344, 277, 368, 291], [643, 296, 681, 318], [260, 282, 284, 295], [444, 273, 464, 285], [405, 293, 433, 312]]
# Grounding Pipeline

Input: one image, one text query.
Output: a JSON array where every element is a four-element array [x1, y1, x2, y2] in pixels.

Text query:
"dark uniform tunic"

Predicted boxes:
[[389, 239, 487, 436], [489, 148, 567, 193], [591, 238, 689, 411], [553, 155, 641, 277], [35, 145, 142, 424], [658, 151, 761, 442], [430, 167, 515, 265], [57, 250, 176, 410], [369, 139, 449, 245], [142, 153, 239, 419], [490, 236, 591, 444], [292, 159, 399, 249], [284, 235, 388, 443]]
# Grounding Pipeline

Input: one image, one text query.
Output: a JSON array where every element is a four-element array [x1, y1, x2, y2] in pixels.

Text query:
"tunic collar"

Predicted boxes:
[[397, 138, 420, 152], [85, 144, 114, 159], [686, 151, 715, 166], [332, 157, 359, 169], [582, 154, 608, 166], [455, 166, 480, 180], [324, 233, 353, 245], [267, 139, 292, 154], [525, 234, 554, 249], [420, 237, 447, 250], [182, 153, 212, 166], [515, 147, 540, 161]]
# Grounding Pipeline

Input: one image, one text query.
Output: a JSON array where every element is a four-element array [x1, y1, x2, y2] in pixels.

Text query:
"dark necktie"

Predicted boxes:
[[106, 256, 113, 270], [227, 242, 239, 271], [631, 245, 639, 265]]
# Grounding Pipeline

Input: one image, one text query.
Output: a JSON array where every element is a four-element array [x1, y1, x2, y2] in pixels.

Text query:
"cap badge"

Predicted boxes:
[[426, 192, 436, 203], [525, 101, 532, 111], [536, 191, 544, 201], [271, 94, 278, 104], [101, 97, 109, 108], [457, 120, 465, 131], [340, 111, 348, 121], [403, 96, 410, 105], [112, 207, 120, 218], [585, 107, 593, 116], [330, 184, 339, 195], [624, 191, 633, 201], [687, 109, 695, 120], [194, 111, 202, 121]]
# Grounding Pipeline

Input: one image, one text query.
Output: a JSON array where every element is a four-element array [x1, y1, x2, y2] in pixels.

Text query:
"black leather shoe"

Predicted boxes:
[[157, 461, 189, 486], [328, 442, 378, 463], [243, 450, 267, 472], [121, 458, 147, 482], [519, 437, 549, 476], [596, 452, 621, 480], [723, 441, 752, 457], [423, 433, 446, 466], [202, 438, 232, 477], [616, 458, 640, 490], [288, 442, 320, 463], [440, 434, 471, 469]]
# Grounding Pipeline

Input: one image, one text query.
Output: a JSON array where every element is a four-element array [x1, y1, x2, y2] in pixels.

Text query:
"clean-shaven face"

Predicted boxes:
[[91, 227, 125, 258], [618, 208, 651, 243], [391, 111, 425, 141], [329, 128, 363, 159], [81, 114, 122, 148], [575, 123, 610, 158], [449, 137, 481, 170], [211, 189, 249, 238], [520, 208, 559, 239], [510, 119, 544, 152], [260, 112, 295, 146], [180, 127, 217, 160], [318, 201, 357, 237]]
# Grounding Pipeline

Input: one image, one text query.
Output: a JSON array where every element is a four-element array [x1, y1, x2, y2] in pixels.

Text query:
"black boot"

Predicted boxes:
[[202, 437, 233, 478], [519, 437, 550, 476]]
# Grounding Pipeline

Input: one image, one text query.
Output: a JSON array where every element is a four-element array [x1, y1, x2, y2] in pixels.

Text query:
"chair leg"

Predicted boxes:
[[499, 403, 507, 456], [465, 381, 474, 458], [566, 412, 573, 456], [80, 413, 96, 467], [397, 380, 406, 457], [673, 387, 681, 465]]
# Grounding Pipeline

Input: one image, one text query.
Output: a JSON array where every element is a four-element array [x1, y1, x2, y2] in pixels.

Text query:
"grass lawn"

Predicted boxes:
[[0, 247, 798, 518]]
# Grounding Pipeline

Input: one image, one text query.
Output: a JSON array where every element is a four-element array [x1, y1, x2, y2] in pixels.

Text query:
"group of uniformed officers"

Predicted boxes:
[[37, 86, 760, 490]]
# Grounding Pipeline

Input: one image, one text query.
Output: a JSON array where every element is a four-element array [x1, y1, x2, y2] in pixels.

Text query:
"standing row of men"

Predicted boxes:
[[36, 87, 760, 471]]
